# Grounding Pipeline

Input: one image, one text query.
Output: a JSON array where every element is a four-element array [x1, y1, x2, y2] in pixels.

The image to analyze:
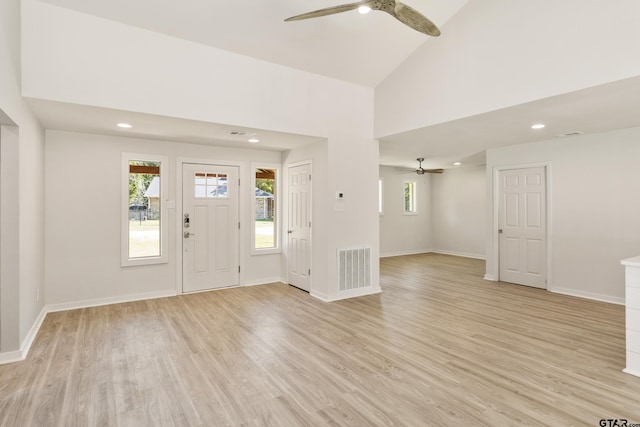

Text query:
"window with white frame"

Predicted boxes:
[[252, 163, 280, 254], [194, 172, 228, 198], [122, 153, 169, 266], [378, 178, 384, 215], [403, 180, 417, 215]]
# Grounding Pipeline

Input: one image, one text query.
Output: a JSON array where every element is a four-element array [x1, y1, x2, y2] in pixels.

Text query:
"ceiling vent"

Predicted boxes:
[[556, 131, 584, 138], [228, 130, 256, 136]]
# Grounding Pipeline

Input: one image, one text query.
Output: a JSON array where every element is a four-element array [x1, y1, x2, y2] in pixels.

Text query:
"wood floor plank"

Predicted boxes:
[[2, 253, 640, 426]]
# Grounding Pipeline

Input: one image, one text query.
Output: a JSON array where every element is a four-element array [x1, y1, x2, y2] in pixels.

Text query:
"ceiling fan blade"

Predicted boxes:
[[285, 1, 372, 22], [389, 1, 441, 36], [424, 169, 444, 174]]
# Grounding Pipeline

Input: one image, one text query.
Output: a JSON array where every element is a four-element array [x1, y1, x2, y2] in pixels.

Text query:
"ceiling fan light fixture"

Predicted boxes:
[[531, 123, 546, 130], [285, 1, 441, 37], [453, 162, 461, 166]]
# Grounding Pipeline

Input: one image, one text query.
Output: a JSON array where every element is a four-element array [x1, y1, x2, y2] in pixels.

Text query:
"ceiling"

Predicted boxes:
[[26, 99, 324, 151], [38, 0, 469, 87], [28, 1, 640, 170], [379, 75, 640, 169]]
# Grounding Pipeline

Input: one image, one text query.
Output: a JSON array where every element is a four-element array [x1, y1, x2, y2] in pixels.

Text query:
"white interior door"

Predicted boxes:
[[182, 163, 239, 292], [498, 166, 547, 288], [288, 163, 311, 292]]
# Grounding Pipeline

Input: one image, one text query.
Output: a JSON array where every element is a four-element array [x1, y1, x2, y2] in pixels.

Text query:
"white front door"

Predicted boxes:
[[288, 163, 311, 292], [182, 163, 239, 292], [498, 166, 547, 289]]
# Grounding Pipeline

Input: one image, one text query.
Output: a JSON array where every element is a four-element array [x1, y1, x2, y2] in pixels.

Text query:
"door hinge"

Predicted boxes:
[[309, 174, 311, 181], [309, 221, 311, 228], [308, 269, 311, 276], [238, 265, 241, 273], [238, 222, 241, 229], [238, 178, 240, 186]]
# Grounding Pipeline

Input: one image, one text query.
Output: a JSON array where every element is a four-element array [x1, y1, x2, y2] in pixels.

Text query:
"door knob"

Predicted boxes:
[[184, 231, 195, 238], [287, 230, 293, 234]]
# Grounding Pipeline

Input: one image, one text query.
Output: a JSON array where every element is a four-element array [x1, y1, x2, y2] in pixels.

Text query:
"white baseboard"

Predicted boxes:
[[623, 368, 640, 378], [313, 287, 382, 302], [1, 289, 178, 365], [484, 274, 496, 281], [380, 249, 485, 260], [242, 278, 285, 287], [0, 349, 22, 365], [431, 250, 486, 260], [380, 249, 431, 258], [310, 290, 329, 302], [0, 306, 47, 365], [549, 287, 624, 305], [20, 306, 47, 357], [46, 289, 178, 313]]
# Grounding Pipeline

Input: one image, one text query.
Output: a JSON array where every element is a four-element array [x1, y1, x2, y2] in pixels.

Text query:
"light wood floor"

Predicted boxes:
[[2, 253, 640, 426]]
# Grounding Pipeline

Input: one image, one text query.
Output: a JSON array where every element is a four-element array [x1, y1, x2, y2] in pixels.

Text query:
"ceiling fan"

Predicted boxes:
[[284, 0, 441, 37], [406, 158, 444, 174]]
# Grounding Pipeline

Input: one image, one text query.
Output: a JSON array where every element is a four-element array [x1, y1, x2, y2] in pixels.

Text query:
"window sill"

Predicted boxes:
[[250, 248, 282, 256], [121, 256, 168, 267]]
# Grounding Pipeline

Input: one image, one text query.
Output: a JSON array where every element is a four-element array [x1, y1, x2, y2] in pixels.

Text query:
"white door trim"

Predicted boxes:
[[286, 160, 312, 293], [491, 162, 552, 288], [176, 157, 244, 295]]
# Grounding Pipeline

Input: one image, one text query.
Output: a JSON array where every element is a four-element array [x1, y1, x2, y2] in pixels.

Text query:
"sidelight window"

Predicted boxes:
[[252, 164, 280, 254], [122, 153, 169, 266]]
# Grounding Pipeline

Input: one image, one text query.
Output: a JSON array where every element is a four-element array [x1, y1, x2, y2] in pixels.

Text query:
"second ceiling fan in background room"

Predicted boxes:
[[405, 158, 444, 174], [285, 0, 442, 37]]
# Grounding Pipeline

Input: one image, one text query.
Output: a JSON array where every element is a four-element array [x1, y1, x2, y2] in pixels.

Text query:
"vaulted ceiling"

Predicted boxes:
[[28, 0, 640, 169], [37, 0, 469, 87]]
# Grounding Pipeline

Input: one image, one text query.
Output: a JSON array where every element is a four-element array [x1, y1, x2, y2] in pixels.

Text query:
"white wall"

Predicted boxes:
[[0, 123, 21, 354], [486, 126, 640, 303], [23, 0, 380, 301], [375, 0, 640, 138], [21, 0, 367, 139], [431, 166, 486, 259], [0, 0, 45, 355], [45, 130, 284, 306], [379, 166, 432, 257], [325, 134, 380, 300]]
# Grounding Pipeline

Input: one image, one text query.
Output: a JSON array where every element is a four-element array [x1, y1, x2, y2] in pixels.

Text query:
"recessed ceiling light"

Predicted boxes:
[[358, 6, 372, 14], [117, 123, 133, 129], [248, 138, 260, 143], [531, 123, 545, 130], [453, 162, 461, 166]]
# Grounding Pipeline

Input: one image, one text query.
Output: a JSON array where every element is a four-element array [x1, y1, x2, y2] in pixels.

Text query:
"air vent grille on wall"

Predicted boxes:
[[338, 247, 371, 292], [556, 131, 584, 138]]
